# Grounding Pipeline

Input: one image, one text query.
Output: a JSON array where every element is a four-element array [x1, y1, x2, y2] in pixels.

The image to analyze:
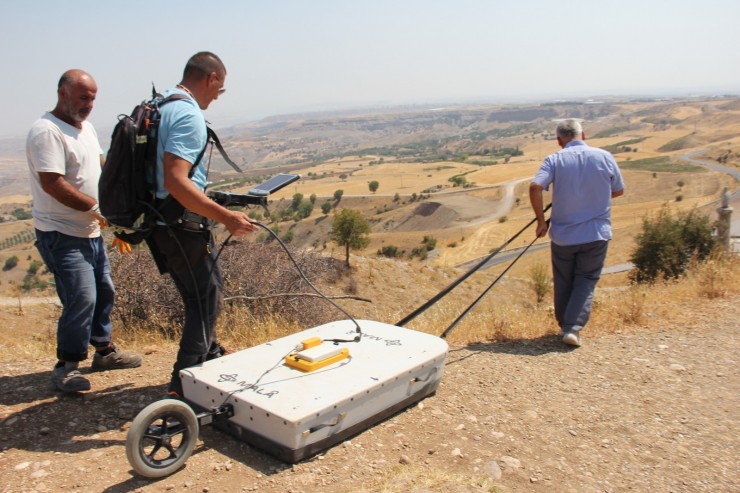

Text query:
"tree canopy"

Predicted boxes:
[[331, 208, 371, 267]]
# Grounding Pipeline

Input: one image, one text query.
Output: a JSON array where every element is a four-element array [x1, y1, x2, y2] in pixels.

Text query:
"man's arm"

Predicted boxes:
[[39, 172, 97, 211], [528, 182, 549, 238], [612, 189, 624, 198], [163, 152, 258, 236]]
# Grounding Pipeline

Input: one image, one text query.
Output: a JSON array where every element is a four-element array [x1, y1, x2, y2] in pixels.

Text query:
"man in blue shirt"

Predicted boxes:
[[529, 119, 624, 347], [147, 52, 258, 396]]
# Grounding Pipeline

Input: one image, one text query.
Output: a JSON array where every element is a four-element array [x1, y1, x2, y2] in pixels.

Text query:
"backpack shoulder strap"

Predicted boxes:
[[206, 127, 243, 173]]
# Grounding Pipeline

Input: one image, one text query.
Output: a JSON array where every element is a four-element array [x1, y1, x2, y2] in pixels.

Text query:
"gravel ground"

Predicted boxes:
[[0, 295, 738, 493]]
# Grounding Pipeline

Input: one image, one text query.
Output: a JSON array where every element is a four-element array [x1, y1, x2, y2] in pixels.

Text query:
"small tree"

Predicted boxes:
[[294, 202, 313, 220], [321, 202, 332, 215], [333, 189, 344, 201], [331, 208, 371, 267], [368, 181, 379, 193], [309, 193, 317, 204]]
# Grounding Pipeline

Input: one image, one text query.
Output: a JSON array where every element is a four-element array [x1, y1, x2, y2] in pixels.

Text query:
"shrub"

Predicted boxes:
[[528, 263, 552, 303], [3, 256, 18, 271], [629, 206, 717, 284], [11, 208, 32, 220], [422, 235, 437, 251], [27, 260, 43, 275], [109, 242, 341, 336], [378, 245, 400, 258], [409, 246, 428, 260], [294, 202, 313, 220]]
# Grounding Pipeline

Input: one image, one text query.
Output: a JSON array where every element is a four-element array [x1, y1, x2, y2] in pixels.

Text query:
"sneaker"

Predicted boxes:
[[91, 342, 143, 371], [51, 363, 91, 393], [562, 331, 582, 347]]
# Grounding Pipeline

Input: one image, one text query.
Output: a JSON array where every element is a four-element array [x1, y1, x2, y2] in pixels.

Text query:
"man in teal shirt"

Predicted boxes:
[[529, 119, 624, 347], [147, 52, 258, 396]]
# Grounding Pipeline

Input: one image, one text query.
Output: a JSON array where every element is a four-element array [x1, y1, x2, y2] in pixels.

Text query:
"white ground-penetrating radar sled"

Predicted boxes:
[[124, 173, 549, 478], [125, 319, 448, 477]]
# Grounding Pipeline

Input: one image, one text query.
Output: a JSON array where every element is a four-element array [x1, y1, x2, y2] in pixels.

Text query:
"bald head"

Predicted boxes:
[[58, 69, 95, 90], [53, 69, 97, 128]]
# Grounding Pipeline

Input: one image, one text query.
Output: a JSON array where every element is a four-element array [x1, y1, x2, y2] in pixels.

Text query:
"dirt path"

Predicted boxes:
[[0, 295, 738, 493]]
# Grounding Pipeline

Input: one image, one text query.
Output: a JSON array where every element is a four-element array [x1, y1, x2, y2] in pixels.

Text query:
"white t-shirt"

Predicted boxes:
[[26, 113, 103, 238]]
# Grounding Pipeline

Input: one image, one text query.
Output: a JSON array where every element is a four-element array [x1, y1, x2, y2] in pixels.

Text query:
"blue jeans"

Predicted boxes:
[[35, 229, 115, 362], [551, 240, 608, 333]]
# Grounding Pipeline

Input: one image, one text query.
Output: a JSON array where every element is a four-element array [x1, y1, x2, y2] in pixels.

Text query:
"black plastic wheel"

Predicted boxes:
[[126, 399, 199, 478]]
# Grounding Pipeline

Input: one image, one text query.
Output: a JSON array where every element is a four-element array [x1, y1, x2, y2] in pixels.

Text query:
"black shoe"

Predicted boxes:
[[206, 344, 229, 361]]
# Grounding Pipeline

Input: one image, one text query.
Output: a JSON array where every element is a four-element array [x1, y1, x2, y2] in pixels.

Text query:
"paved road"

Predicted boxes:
[[679, 150, 740, 200]]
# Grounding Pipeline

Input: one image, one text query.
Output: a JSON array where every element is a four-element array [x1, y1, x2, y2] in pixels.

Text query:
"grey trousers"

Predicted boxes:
[[551, 240, 609, 333]]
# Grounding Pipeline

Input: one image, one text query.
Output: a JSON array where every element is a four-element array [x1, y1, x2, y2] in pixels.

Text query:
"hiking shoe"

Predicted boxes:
[[206, 344, 229, 361], [562, 331, 582, 347], [51, 363, 91, 393], [91, 343, 142, 371], [166, 377, 184, 400]]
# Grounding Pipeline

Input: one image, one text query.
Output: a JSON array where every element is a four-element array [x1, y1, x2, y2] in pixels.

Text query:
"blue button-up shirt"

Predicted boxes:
[[532, 140, 624, 246]]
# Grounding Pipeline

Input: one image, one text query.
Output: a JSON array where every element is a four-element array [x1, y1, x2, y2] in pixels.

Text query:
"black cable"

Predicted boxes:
[[395, 203, 552, 327], [439, 225, 547, 339], [244, 221, 362, 343]]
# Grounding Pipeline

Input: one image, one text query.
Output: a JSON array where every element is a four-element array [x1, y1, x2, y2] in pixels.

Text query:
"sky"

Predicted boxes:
[[1, 0, 739, 139]]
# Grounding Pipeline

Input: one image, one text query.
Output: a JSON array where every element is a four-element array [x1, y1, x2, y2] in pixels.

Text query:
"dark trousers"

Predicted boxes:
[[551, 240, 608, 332], [150, 226, 223, 385]]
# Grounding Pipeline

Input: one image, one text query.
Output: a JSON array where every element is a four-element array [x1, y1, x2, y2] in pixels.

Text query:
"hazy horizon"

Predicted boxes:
[[2, 0, 739, 139]]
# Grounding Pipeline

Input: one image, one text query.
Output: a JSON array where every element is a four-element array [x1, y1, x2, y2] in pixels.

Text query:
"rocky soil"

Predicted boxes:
[[0, 295, 738, 493]]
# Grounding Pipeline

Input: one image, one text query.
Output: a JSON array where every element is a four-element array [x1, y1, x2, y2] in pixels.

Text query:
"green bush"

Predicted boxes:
[[3, 256, 19, 271], [629, 207, 717, 284], [409, 246, 428, 260], [11, 208, 32, 220], [422, 235, 437, 251], [27, 259, 43, 275], [377, 245, 400, 258]]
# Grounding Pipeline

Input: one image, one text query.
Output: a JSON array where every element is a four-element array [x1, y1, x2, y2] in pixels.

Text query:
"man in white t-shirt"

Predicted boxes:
[[26, 69, 142, 393]]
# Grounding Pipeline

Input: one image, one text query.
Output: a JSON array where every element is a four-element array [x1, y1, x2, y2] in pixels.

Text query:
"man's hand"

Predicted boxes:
[[535, 219, 549, 238], [89, 204, 107, 229], [112, 237, 132, 254], [221, 210, 259, 237]]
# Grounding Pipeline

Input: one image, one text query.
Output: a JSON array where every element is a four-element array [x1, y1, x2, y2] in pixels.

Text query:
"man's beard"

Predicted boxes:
[[63, 100, 89, 124]]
